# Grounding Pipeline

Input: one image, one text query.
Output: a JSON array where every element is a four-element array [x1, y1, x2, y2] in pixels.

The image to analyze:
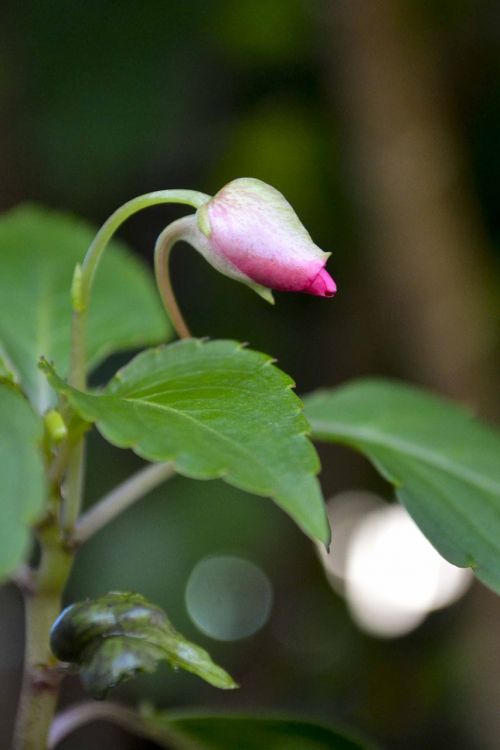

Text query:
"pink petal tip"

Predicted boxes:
[[303, 268, 337, 297]]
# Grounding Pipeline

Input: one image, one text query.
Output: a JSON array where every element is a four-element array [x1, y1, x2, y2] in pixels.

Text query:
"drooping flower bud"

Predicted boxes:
[[190, 178, 336, 303]]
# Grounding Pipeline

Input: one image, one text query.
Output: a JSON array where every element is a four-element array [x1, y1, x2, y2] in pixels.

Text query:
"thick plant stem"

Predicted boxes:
[[13, 529, 73, 750], [60, 441, 85, 535]]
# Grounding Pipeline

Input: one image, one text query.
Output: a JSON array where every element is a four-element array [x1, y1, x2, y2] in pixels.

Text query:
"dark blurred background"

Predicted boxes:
[[1, 1, 499, 748]]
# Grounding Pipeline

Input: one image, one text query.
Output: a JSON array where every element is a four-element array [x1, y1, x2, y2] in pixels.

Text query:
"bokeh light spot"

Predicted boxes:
[[318, 494, 472, 638], [185, 555, 273, 641], [345, 504, 472, 638]]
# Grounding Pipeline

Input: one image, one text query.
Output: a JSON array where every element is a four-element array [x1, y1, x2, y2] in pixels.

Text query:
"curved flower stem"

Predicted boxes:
[[49, 703, 145, 748], [74, 462, 176, 545], [78, 190, 210, 312], [154, 215, 196, 339], [49, 702, 196, 750], [69, 188, 209, 389], [65, 190, 209, 530]]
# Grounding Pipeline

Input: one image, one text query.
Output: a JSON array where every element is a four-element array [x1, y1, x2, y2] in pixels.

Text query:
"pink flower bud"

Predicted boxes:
[[193, 178, 336, 302]]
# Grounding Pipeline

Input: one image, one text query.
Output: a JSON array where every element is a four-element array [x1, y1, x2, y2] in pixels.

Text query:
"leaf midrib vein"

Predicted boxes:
[[105, 394, 302, 497], [309, 419, 500, 495]]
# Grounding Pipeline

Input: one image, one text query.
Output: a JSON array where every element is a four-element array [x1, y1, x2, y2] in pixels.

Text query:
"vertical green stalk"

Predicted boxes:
[[13, 527, 72, 750], [14, 189, 209, 749]]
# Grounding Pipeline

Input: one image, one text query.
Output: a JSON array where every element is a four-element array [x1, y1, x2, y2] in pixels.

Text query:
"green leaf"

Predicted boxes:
[[50, 592, 236, 698], [42, 339, 329, 544], [0, 205, 170, 412], [304, 379, 500, 593], [140, 711, 370, 750], [0, 383, 46, 579], [0, 347, 19, 385]]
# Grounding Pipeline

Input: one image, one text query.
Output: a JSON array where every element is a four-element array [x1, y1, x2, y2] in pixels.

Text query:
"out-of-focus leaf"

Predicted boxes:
[[0, 348, 19, 385], [50, 706, 372, 750], [42, 339, 329, 544], [141, 710, 370, 750], [50, 592, 236, 699], [0, 382, 46, 579], [0, 205, 170, 412], [304, 379, 500, 593]]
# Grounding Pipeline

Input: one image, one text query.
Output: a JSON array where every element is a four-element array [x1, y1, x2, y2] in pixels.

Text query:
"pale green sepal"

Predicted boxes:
[[196, 203, 212, 238], [252, 285, 275, 305]]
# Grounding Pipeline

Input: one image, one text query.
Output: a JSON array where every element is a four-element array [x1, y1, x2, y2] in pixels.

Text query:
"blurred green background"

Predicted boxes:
[[1, 1, 499, 748]]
